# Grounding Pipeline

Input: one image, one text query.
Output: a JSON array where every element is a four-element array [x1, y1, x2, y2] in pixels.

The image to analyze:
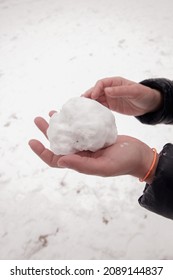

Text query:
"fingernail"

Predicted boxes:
[[105, 87, 112, 94], [57, 161, 68, 168], [91, 93, 99, 100]]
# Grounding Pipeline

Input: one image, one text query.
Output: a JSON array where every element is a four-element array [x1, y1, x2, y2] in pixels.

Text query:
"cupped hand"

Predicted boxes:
[[83, 76, 162, 116], [29, 112, 157, 183]]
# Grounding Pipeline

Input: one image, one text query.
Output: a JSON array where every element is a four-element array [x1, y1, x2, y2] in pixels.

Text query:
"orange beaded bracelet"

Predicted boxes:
[[139, 148, 157, 182]]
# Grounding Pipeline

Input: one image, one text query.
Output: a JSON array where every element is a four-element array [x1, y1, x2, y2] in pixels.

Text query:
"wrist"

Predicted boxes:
[[149, 89, 163, 113], [139, 147, 159, 184], [144, 152, 159, 184], [130, 142, 159, 183]]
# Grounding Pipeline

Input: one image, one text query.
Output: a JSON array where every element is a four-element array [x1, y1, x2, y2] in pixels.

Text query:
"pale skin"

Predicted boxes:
[[83, 76, 163, 115], [29, 77, 162, 183]]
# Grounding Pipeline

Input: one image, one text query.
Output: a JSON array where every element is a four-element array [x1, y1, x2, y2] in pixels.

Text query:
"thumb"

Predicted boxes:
[[57, 154, 105, 176], [105, 86, 132, 98]]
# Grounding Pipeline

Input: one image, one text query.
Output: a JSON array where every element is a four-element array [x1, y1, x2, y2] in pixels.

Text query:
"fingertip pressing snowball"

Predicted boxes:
[[47, 97, 118, 155]]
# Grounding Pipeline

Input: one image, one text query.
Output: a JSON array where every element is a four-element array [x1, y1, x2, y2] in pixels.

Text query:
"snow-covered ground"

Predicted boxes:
[[0, 0, 173, 260]]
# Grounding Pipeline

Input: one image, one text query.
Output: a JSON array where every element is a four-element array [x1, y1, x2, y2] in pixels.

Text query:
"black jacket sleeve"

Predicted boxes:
[[136, 78, 173, 124], [136, 78, 173, 219], [139, 143, 173, 219]]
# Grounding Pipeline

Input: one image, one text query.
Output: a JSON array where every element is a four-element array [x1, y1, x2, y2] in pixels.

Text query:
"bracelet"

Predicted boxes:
[[139, 148, 157, 182]]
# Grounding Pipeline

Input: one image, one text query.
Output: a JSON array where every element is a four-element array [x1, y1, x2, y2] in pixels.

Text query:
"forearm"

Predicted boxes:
[[136, 78, 173, 124]]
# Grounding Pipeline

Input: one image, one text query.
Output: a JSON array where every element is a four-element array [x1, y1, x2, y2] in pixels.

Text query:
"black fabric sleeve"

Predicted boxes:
[[138, 143, 173, 220], [136, 78, 173, 124]]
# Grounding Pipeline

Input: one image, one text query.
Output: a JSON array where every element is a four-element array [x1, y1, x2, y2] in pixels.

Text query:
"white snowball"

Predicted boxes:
[[47, 97, 118, 155]]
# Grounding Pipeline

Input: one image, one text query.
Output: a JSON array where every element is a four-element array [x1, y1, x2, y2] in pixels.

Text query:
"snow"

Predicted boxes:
[[1, 0, 173, 260], [47, 97, 117, 155]]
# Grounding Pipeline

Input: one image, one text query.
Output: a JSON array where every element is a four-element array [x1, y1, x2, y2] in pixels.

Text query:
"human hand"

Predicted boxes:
[[83, 77, 163, 116], [29, 112, 158, 183]]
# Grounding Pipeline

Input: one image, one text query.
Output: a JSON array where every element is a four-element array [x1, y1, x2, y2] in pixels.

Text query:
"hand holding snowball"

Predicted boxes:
[[83, 76, 163, 116], [47, 97, 118, 155], [29, 109, 158, 183]]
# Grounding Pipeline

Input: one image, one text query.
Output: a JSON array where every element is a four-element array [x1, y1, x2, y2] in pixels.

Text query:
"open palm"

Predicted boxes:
[[29, 112, 153, 179]]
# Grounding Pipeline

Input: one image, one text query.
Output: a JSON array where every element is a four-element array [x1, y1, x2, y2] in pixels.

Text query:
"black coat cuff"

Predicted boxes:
[[138, 143, 173, 219], [136, 78, 173, 125]]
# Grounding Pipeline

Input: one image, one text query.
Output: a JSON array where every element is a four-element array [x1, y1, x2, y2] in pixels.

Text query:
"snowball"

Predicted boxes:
[[47, 97, 118, 155]]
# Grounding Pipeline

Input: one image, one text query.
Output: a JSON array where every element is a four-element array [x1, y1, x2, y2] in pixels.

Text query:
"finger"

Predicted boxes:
[[95, 95, 109, 108], [82, 85, 106, 99], [83, 77, 127, 100], [82, 78, 115, 99], [91, 77, 117, 99], [49, 110, 57, 117], [28, 139, 62, 168], [81, 94, 108, 108], [57, 154, 105, 176], [91, 81, 105, 100], [81, 87, 94, 98], [34, 117, 49, 138], [105, 85, 138, 98]]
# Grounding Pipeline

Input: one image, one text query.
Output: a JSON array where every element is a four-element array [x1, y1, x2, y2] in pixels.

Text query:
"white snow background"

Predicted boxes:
[[0, 0, 173, 260]]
